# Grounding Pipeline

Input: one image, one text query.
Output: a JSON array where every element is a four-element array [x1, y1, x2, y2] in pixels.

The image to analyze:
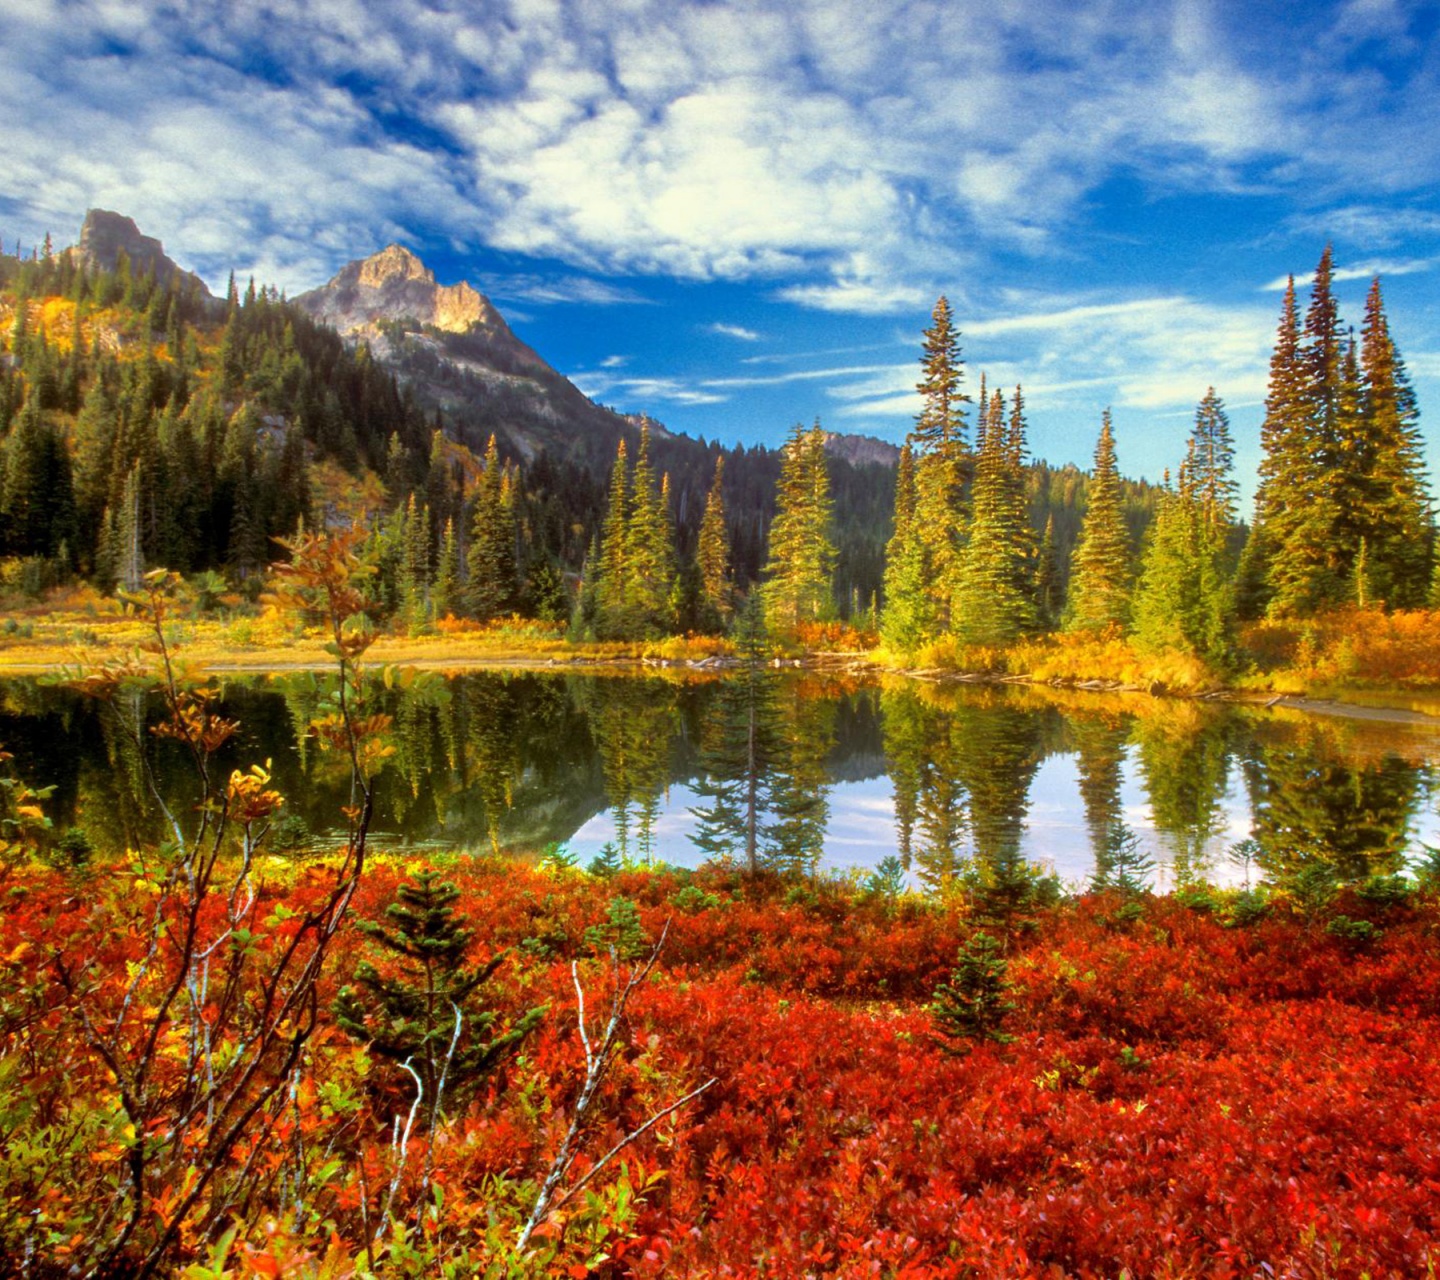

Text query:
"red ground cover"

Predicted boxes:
[[3, 858, 1438, 1277]]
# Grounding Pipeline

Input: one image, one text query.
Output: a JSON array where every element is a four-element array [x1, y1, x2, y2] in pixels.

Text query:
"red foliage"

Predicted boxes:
[[6, 860, 1440, 1276]]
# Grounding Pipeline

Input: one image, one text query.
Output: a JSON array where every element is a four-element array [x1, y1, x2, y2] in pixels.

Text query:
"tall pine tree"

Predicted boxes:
[[1064, 410, 1132, 632], [762, 421, 836, 632]]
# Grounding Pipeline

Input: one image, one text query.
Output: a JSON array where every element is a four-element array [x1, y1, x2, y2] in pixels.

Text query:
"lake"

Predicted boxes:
[[2, 669, 1437, 889]]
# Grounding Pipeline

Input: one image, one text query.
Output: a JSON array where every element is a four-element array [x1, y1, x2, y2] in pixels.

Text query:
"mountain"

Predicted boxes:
[[293, 244, 541, 359], [293, 245, 645, 466], [823, 432, 901, 468], [69, 209, 214, 301]]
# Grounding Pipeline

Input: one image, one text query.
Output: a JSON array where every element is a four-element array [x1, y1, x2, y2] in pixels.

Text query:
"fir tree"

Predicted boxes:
[[696, 453, 733, 632], [910, 297, 970, 632], [334, 871, 546, 1127], [1064, 411, 1132, 631], [762, 421, 837, 631], [929, 932, 1015, 1049], [433, 516, 459, 620], [1354, 277, 1433, 607], [1131, 395, 1236, 666], [468, 434, 517, 623], [880, 443, 933, 652], [624, 425, 678, 636], [594, 438, 632, 639], [398, 492, 431, 631], [952, 385, 1035, 644], [1034, 515, 1062, 630], [1263, 252, 1349, 613]]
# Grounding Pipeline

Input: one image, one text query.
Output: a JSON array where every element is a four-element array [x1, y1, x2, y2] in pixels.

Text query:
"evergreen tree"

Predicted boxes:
[[334, 870, 546, 1127], [1064, 411, 1132, 631], [762, 420, 836, 631], [952, 386, 1036, 644], [1131, 395, 1236, 666], [1354, 277, 1433, 606], [910, 297, 970, 633], [929, 932, 1015, 1049], [1190, 386, 1237, 527], [696, 453, 733, 632], [1263, 252, 1349, 613], [468, 434, 517, 623], [623, 424, 678, 636], [1034, 515, 1062, 630], [433, 516, 459, 619], [398, 492, 431, 631], [880, 443, 933, 652], [594, 438, 631, 639]]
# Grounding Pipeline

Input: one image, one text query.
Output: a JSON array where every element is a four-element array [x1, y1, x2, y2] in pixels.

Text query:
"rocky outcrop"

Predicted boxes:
[[823, 431, 900, 468], [294, 245, 542, 366], [71, 209, 213, 298]]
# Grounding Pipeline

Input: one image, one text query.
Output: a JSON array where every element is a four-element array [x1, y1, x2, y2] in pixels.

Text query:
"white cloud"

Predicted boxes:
[[478, 274, 652, 305], [704, 322, 763, 341], [778, 278, 930, 315], [1260, 257, 1436, 290], [571, 371, 729, 407], [5, 0, 1440, 317]]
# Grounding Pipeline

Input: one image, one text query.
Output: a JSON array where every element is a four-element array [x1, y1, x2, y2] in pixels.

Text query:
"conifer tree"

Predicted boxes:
[[880, 443, 933, 652], [468, 434, 517, 623], [952, 386, 1035, 644], [1263, 252, 1350, 612], [696, 453, 733, 632], [594, 438, 631, 639], [624, 424, 678, 636], [929, 931, 1015, 1049], [433, 516, 459, 620], [396, 492, 431, 631], [1354, 278, 1433, 606], [1132, 391, 1237, 665], [1034, 515, 1061, 630], [334, 870, 546, 1128], [910, 297, 970, 632], [1064, 410, 1132, 631], [1190, 386, 1238, 527], [761, 421, 836, 631]]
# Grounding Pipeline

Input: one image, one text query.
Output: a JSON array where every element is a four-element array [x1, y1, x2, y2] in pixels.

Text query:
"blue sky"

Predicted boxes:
[[4, 0, 1440, 501]]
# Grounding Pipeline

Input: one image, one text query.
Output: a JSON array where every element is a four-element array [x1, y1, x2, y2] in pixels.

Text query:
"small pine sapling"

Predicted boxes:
[[929, 931, 1016, 1050], [335, 869, 546, 1127], [584, 895, 651, 962]]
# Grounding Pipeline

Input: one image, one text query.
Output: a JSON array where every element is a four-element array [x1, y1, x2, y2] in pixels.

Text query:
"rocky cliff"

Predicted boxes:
[[294, 244, 544, 365], [70, 209, 213, 298]]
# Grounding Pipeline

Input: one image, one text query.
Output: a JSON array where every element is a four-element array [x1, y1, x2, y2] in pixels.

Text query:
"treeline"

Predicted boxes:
[[6, 236, 1422, 655], [876, 250, 1436, 666], [0, 238, 1148, 639]]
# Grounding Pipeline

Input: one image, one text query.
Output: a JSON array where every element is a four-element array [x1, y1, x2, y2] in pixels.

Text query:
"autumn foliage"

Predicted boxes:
[[3, 851, 1440, 1277]]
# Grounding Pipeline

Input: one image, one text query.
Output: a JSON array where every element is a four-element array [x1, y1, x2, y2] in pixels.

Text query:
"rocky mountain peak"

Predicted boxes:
[[295, 244, 520, 343], [72, 209, 213, 297], [357, 244, 432, 289]]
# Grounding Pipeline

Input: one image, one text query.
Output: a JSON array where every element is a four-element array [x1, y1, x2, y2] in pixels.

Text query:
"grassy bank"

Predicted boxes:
[[4, 592, 1440, 717]]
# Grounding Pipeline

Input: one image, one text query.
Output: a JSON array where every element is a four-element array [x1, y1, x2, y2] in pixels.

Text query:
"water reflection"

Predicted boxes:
[[1, 671, 1436, 888]]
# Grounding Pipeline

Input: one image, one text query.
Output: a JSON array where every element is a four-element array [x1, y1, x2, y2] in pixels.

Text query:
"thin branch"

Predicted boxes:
[[551, 1076, 717, 1215]]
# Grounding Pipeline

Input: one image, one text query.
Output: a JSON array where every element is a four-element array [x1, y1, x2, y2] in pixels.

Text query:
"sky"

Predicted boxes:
[[5, 0, 1440, 500]]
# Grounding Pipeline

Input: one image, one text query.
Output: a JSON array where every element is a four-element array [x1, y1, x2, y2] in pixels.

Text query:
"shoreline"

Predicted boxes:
[[3, 642, 1440, 728]]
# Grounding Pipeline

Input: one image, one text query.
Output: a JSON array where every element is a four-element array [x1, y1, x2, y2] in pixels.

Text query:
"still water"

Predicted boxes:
[[2, 670, 1436, 889]]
